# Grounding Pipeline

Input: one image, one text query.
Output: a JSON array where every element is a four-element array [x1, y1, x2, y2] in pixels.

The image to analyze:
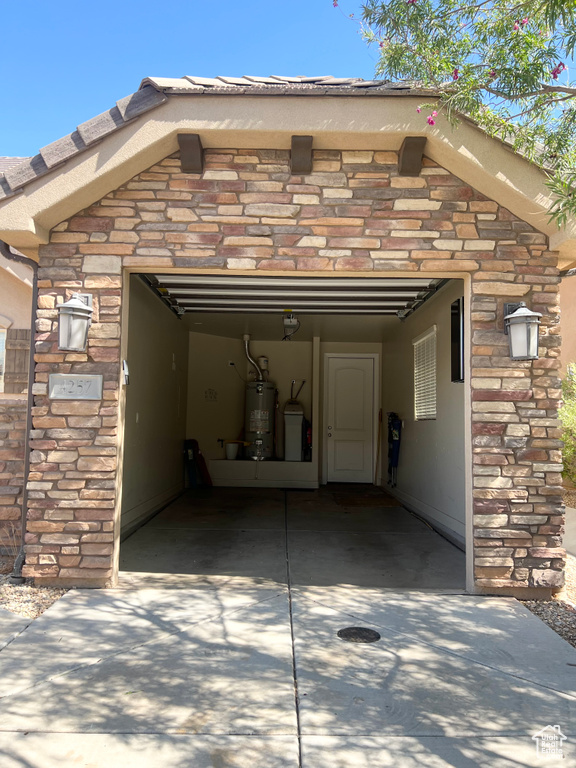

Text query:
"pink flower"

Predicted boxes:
[[416, 107, 421, 113], [489, 70, 497, 78], [521, 17, 529, 25], [432, 110, 438, 117], [513, 21, 519, 30], [552, 62, 566, 79], [452, 68, 459, 80], [333, 0, 338, 6], [379, 41, 384, 48], [407, 0, 417, 4], [427, 116, 436, 125]]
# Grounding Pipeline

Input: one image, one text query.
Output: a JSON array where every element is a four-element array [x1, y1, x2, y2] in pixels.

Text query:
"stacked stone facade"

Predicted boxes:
[[23, 148, 565, 592], [0, 398, 27, 552]]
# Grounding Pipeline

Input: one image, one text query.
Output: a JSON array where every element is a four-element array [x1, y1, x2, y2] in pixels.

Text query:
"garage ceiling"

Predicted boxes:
[[141, 275, 446, 317]]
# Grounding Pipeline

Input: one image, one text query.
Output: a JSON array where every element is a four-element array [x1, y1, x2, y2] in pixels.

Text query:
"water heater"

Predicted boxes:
[[245, 381, 276, 460], [243, 334, 275, 460]]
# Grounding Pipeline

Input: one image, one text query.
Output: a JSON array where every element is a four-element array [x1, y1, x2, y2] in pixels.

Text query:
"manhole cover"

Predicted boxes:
[[337, 627, 381, 643]]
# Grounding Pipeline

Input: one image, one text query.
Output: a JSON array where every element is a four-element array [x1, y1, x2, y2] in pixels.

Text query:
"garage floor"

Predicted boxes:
[[119, 485, 465, 589]]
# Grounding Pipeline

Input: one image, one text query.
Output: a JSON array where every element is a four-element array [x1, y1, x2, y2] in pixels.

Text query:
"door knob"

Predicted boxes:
[[328, 432, 332, 437], [328, 426, 332, 429]]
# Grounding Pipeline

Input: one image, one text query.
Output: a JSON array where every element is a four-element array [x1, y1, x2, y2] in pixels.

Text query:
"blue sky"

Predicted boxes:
[[1, 0, 374, 157]]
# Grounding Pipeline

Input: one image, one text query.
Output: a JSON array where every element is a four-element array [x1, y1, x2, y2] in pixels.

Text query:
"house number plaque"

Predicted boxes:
[[49, 374, 103, 400]]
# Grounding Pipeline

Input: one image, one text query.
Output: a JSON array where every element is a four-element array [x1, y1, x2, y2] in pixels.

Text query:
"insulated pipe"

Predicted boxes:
[[242, 334, 263, 381], [0, 241, 38, 584]]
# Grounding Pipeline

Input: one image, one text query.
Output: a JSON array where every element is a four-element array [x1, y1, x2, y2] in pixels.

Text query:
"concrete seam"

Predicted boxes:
[[0, 592, 286, 702], [295, 593, 576, 702], [284, 490, 303, 768], [0, 620, 34, 654]]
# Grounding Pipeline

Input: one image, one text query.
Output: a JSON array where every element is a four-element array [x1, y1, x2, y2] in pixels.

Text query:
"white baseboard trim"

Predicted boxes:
[[121, 484, 183, 537], [386, 486, 466, 551], [212, 479, 319, 489]]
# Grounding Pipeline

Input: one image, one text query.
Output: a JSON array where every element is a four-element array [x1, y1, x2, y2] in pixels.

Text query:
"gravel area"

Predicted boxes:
[[0, 567, 68, 619], [520, 492, 576, 648], [522, 594, 576, 648]]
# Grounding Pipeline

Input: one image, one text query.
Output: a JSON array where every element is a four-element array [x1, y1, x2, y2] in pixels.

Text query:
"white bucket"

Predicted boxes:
[[225, 442, 239, 460]]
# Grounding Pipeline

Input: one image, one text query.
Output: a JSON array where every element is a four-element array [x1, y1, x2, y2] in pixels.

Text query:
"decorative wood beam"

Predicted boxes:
[[291, 135, 313, 175], [178, 134, 204, 174], [398, 136, 427, 176]]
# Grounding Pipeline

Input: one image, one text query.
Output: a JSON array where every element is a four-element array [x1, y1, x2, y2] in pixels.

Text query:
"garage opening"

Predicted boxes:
[[119, 273, 467, 589]]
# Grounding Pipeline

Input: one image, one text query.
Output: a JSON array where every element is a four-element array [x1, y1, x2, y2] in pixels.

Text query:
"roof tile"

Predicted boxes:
[[77, 106, 126, 146], [243, 76, 285, 84], [217, 76, 252, 86], [3, 154, 49, 191], [297, 76, 333, 83], [269, 76, 304, 83], [0, 176, 12, 200], [142, 77, 204, 92], [116, 85, 167, 122], [0, 157, 30, 174], [184, 76, 224, 87], [40, 130, 86, 169]]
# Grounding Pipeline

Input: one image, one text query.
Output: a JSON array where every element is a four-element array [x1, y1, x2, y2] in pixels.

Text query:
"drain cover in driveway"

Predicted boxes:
[[337, 627, 381, 643]]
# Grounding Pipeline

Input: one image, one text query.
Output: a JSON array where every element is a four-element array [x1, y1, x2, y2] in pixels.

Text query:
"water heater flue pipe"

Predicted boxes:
[[242, 334, 263, 381]]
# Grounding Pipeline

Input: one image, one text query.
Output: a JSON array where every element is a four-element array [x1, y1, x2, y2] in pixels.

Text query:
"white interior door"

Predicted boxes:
[[326, 356, 374, 483]]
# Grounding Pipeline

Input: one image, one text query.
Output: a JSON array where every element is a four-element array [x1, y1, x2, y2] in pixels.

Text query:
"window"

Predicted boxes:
[[451, 297, 464, 383], [413, 326, 437, 420], [0, 329, 5, 393]]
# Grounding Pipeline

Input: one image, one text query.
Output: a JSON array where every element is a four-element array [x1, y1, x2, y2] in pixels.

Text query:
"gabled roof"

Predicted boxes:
[[0, 74, 574, 264], [0, 87, 168, 201], [0, 77, 429, 203], [141, 74, 429, 95]]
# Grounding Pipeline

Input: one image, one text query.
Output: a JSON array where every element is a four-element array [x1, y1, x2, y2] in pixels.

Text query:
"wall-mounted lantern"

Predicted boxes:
[[504, 302, 541, 360], [57, 293, 93, 352]]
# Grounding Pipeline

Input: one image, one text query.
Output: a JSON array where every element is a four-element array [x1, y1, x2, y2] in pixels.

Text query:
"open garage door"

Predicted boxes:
[[119, 272, 467, 589]]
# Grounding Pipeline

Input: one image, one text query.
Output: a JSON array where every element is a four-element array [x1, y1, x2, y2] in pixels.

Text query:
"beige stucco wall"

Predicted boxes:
[[121, 276, 189, 534], [382, 282, 466, 545], [559, 277, 576, 375], [0, 256, 32, 329]]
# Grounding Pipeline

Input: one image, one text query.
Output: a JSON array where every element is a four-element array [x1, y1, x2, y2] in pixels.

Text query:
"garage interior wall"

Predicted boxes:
[[382, 281, 466, 547], [121, 276, 189, 535], [123, 275, 465, 546], [186, 332, 246, 461], [187, 335, 314, 461]]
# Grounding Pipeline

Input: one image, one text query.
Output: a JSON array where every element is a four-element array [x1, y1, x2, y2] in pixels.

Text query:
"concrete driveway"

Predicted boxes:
[[0, 488, 574, 767]]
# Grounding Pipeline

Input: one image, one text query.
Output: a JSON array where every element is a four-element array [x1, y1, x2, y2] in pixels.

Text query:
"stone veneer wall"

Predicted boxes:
[[0, 397, 27, 552], [24, 148, 565, 592]]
